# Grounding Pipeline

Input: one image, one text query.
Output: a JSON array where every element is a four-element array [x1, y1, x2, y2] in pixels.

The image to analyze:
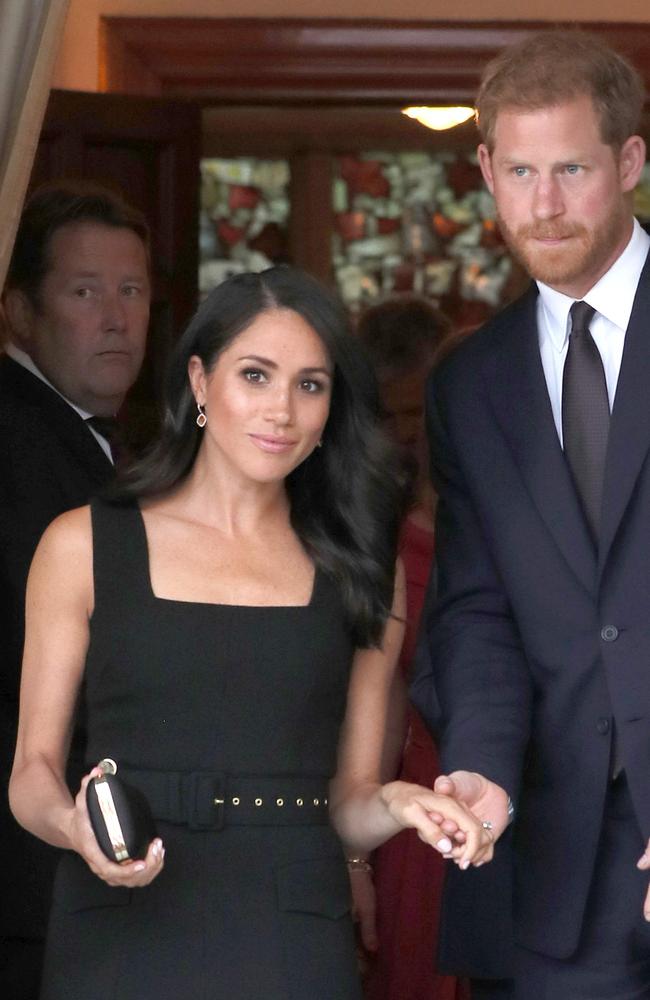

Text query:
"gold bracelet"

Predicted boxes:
[[346, 857, 373, 872]]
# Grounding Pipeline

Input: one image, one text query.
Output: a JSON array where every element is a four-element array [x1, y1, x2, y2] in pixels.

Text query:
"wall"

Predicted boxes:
[[53, 0, 650, 92]]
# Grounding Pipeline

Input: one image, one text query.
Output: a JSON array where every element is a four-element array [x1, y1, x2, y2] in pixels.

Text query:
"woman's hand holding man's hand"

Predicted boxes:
[[380, 779, 496, 868]]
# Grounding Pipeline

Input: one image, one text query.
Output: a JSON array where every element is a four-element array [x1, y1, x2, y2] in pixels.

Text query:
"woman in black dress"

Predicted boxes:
[[10, 268, 492, 1000]]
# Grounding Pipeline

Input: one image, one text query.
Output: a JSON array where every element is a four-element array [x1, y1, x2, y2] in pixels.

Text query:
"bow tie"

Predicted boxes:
[[85, 415, 123, 463], [86, 414, 119, 438]]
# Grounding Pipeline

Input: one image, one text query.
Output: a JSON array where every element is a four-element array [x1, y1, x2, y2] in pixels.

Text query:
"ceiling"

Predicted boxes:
[[101, 18, 650, 155]]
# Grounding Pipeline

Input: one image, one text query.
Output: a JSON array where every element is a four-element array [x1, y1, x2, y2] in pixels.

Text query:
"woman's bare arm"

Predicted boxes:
[[9, 507, 93, 848], [9, 506, 164, 887], [330, 560, 493, 868]]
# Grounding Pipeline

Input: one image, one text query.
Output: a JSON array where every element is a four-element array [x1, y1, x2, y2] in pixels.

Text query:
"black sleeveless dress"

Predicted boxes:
[[41, 500, 361, 1000]]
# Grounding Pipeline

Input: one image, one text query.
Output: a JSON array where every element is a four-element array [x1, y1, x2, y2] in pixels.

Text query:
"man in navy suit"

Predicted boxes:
[[0, 183, 150, 998], [413, 30, 650, 998]]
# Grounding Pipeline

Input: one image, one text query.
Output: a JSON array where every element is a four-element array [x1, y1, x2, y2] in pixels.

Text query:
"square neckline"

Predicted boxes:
[[134, 503, 321, 610]]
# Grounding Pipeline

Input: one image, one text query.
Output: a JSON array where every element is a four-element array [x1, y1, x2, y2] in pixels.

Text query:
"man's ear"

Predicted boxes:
[[618, 134, 646, 194], [3, 289, 36, 350], [477, 143, 495, 195]]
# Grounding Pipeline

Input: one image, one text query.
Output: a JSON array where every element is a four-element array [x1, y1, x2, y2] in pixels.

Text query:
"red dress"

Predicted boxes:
[[364, 517, 469, 1000]]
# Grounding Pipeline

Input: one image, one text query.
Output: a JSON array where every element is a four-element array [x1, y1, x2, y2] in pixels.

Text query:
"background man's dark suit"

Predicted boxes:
[[0, 354, 113, 982], [412, 250, 650, 979]]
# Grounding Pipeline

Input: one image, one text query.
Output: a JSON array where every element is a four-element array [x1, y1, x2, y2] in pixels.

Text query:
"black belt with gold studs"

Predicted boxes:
[[111, 767, 331, 831]]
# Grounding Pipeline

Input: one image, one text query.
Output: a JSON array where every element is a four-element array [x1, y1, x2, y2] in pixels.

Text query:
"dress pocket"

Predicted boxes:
[[53, 851, 132, 914], [276, 856, 361, 1000], [276, 855, 351, 918]]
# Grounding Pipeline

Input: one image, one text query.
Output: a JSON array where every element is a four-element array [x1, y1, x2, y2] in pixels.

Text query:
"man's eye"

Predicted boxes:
[[122, 285, 142, 297], [513, 166, 528, 178], [565, 164, 581, 175], [74, 287, 93, 298]]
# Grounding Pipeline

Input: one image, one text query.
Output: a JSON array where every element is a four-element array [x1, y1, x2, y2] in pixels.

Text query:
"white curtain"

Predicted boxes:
[[0, 0, 70, 292]]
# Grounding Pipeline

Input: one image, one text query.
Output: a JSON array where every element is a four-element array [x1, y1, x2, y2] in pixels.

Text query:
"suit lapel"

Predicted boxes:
[[485, 288, 597, 594], [2, 356, 113, 486], [598, 254, 650, 579]]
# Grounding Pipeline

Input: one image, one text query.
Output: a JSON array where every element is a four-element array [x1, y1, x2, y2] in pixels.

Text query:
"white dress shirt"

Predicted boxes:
[[5, 342, 114, 463], [537, 218, 650, 447]]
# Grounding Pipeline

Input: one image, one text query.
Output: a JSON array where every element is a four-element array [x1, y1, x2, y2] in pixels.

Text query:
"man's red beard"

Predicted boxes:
[[496, 212, 625, 290]]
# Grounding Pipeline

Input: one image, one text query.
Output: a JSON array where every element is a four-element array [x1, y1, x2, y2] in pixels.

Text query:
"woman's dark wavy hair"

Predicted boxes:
[[114, 266, 403, 647]]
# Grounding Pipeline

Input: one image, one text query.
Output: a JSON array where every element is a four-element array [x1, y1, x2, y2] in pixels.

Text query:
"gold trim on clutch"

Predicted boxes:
[[95, 780, 129, 862]]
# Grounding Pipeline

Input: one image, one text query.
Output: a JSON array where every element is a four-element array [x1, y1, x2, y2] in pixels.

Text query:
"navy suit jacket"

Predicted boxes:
[[413, 249, 650, 960], [0, 353, 114, 939]]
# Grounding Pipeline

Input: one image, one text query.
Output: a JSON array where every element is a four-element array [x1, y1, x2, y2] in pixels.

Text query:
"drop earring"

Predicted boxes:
[[196, 403, 207, 428]]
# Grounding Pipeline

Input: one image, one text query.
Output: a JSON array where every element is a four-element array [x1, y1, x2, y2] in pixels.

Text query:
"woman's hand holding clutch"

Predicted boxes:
[[67, 766, 165, 888]]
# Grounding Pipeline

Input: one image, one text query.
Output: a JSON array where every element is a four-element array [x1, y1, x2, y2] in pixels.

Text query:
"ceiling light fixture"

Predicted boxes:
[[402, 106, 475, 131]]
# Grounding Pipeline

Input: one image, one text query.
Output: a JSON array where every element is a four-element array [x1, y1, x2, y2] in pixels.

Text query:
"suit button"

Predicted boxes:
[[600, 625, 619, 642], [596, 717, 610, 735]]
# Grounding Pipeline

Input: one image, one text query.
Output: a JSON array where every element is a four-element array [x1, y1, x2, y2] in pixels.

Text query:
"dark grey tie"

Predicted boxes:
[[562, 302, 621, 775], [561, 301, 610, 542]]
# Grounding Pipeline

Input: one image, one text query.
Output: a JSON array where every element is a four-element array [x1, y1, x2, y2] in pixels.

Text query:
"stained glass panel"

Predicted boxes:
[[199, 157, 290, 298], [332, 151, 513, 325]]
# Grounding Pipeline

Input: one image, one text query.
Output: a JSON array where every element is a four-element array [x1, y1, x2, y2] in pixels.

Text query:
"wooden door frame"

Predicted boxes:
[[99, 18, 650, 106]]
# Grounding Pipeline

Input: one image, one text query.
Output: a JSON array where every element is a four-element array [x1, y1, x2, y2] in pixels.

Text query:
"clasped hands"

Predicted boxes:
[[427, 775, 650, 922], [382, 770, 509, 871], [350, 771, 506, 952]]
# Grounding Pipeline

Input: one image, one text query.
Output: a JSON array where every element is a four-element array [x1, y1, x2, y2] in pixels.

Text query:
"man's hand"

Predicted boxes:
[[433, 770, 511, 845], [636, 839, 650, 920], [380, 780, 495, 867]]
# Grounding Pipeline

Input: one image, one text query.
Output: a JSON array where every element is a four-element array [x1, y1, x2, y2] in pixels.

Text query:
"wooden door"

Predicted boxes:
[[31, 89, 201, 448]]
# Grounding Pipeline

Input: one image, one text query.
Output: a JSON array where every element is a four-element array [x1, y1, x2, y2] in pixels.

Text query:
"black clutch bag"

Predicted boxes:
[[86, 759, 157, 863]]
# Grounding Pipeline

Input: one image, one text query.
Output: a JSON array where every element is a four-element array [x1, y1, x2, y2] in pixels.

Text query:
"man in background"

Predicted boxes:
[[0, 182, 150, 998]]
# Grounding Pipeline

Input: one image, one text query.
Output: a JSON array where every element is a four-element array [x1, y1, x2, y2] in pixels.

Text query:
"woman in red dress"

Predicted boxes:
[[355, 297, 469, 1000]]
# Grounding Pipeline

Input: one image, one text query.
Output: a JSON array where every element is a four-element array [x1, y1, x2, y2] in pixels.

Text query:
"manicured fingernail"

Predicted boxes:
[[134, 862, 145, 872], [437, 837, 453, 853], [645, 910, 650, 922], [461, 859, 470, 870], [442, 853, 454, 859], [637, 854, 649, 869]]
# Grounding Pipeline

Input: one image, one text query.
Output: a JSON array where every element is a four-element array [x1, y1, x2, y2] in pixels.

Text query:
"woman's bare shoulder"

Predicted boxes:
[[35, 505, 93, 564]]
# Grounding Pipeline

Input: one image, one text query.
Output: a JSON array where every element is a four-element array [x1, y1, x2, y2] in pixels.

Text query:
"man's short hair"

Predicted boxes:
[[476, 30, 646, 152], [5, 180, 150, 306]]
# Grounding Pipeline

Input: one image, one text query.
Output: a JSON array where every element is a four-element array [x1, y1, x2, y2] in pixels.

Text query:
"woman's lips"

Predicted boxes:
[[249, 434, 297, 453]]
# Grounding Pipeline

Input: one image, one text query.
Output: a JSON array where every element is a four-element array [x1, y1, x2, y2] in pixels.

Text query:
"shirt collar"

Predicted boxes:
[[5, 342, 93, 419], [536, 218, 650, 352]]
